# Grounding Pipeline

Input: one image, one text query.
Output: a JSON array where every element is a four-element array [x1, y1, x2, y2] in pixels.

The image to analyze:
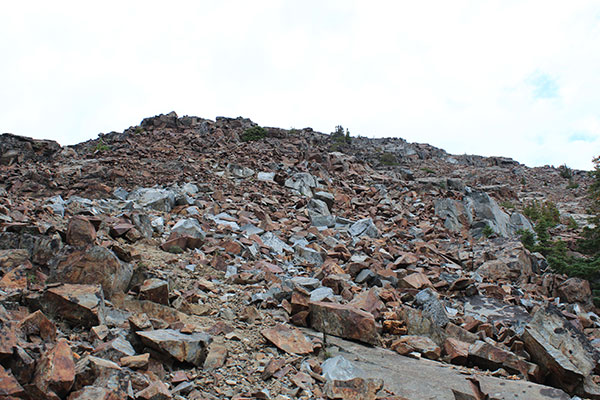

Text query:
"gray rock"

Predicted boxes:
[[310, 287, 335, 302], [349, 218, 380, 238], [172, 218, 206, 239], [321, 355, 365, 382], [356, 269, 376, 284], [284, 172, 319, 197], [227, 164, 254, 178], [434, 199, 472, 231], [181, 183, 199, 196], [314, 191, 335, 211], [414, 288, 449, 328], [261, 232, 293, 254], [151, 216, 164, 233], [130, 212, 153, 239], [307, 198, 330, 217], [294, 245, 324, 266], [291, 277, 321, 291], [128, 188, 176, 212], [137, 329, 212, 367], [311, 215, 336, 228], [113, 188, 129, 201], [257, 172, 275, 182], [208, 213, 241, 231], [241, 224, 264, 236]]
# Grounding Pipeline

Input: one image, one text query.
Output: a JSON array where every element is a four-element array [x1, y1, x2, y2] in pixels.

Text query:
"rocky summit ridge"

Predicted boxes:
[[0, 111, 597, 399]]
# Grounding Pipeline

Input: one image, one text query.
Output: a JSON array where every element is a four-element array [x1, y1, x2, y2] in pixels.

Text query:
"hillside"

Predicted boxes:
[[0, 111, 598, 399]]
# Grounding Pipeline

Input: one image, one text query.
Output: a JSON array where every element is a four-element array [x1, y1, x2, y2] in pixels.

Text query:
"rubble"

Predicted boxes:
[[0, 111, 595, 399]]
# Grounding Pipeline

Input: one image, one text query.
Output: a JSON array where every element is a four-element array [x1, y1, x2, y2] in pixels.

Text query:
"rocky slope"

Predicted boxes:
[[0, 111, 597, 399]]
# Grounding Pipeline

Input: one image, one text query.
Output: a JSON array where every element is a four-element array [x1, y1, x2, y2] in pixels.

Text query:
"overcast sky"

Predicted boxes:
[[1, 1, 599, 170]]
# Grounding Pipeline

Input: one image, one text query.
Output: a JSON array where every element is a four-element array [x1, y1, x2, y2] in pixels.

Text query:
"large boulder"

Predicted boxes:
[[127, 188, 176, 212], [48, 246, 132, 298]]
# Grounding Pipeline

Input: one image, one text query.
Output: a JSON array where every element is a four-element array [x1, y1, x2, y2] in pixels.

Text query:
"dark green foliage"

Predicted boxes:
[[331, 125, 351, 144], [519, 157, 600, 305], [167, 245, 184, 254], [134, 126, 144, 134], [421, 167, 435, 175], [500, 201, 515, 209], [94, 138, 110, 152], [558, 164, 573, 179], [241, 126, 267, 142], [523, 200, 560, 226], [380, 152, 398, 166], [482, 225, 494, 238]]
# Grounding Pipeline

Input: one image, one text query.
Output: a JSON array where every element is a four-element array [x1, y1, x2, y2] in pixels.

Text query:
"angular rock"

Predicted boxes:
[[349, 218, 380, 238], [414, 288, 449, 328], [33, 338, 75, 398], [139, 278, 169, 305], [391, 335, 441, 360], [128, 188, 176, 212], [74, 355, 121, 390], [468, 340, 540, 380], [261, 324, 313, 355], [49, 245, 132, 298], [93, 337, 136, 362], [119, 353, 149, 370], [68, 386, 124, 400], [18, 310, 57, 342], [171, 218, 206, 240], [0, 365, 25, 398], [137, 329, 211, 366], [444, 338, 470, 365], [522, 306, 600, 394], [136, 380, 172, 400], [557, 277, 593, 310], [323, 377, 384, 400], [43, 284, 106, 327], [66, 216, 97, 247], [310, 301, 378, 345]]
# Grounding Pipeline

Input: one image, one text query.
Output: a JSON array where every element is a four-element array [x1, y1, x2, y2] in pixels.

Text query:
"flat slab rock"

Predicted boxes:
[[261, 324, 313, 355], [301, 327, 570, 400], [137, 329, 211, 367]]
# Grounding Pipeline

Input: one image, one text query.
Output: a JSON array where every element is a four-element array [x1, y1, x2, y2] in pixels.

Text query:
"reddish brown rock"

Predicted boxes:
[[18, 310, 57, 342], [68, 386, 124, 400], [139, 278, 169, 305], [74, 355, 121, 391], [0, 264, 29, 290], [557, 277, 593, 309], [391, 335, 441, 360], [323, 377, 384, 400], [261, 324, 313, 355], [0, 365, 25, 398], [204, 344, 228, 370], [120, 353, 150, 370], [43, 283, 106, 327], [310, 301, 378, 345], [33, 338, 76, 398], [0, 320, 18, 357], [66, 216, 96, 247], [468, 340, 540, 380], [135, 381, 172, 400], [137, 329, 211, 366], [399, 272, 432, 289], [443, 337, 470, 365], [49, 245, 132, 298]]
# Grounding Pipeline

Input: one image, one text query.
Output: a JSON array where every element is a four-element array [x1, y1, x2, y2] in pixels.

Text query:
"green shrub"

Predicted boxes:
[[330, 125, 351, 145], [558, 164, 573, 179], [380, 152, 398, 166], [134, 126, 144, 134], [241, 126, 267, 142], [567, 179, 579, 189], [167, 245, 184, 254], [421, 167, 435, 175], [523, 200, 560, 226], [94, 138, 110, 152], [482, 225, 494, 238], [500, 201, 515, 209]]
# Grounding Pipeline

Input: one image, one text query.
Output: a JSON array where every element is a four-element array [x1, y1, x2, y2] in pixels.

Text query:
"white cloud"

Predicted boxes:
[[1, 0, 599, 169]]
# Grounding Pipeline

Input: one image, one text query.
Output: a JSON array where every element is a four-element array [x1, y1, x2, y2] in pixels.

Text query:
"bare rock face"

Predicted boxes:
[[0, 365, 25, 398], [522, 306, 600, 395], [136, 329, 212, 367], [48, 245, 132, 298], [0, 133, 61, 165], [310, 301, 378, 345]]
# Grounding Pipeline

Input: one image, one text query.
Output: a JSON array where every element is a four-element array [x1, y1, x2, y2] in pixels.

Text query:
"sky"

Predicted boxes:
[[1, 1, 599, 170]]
